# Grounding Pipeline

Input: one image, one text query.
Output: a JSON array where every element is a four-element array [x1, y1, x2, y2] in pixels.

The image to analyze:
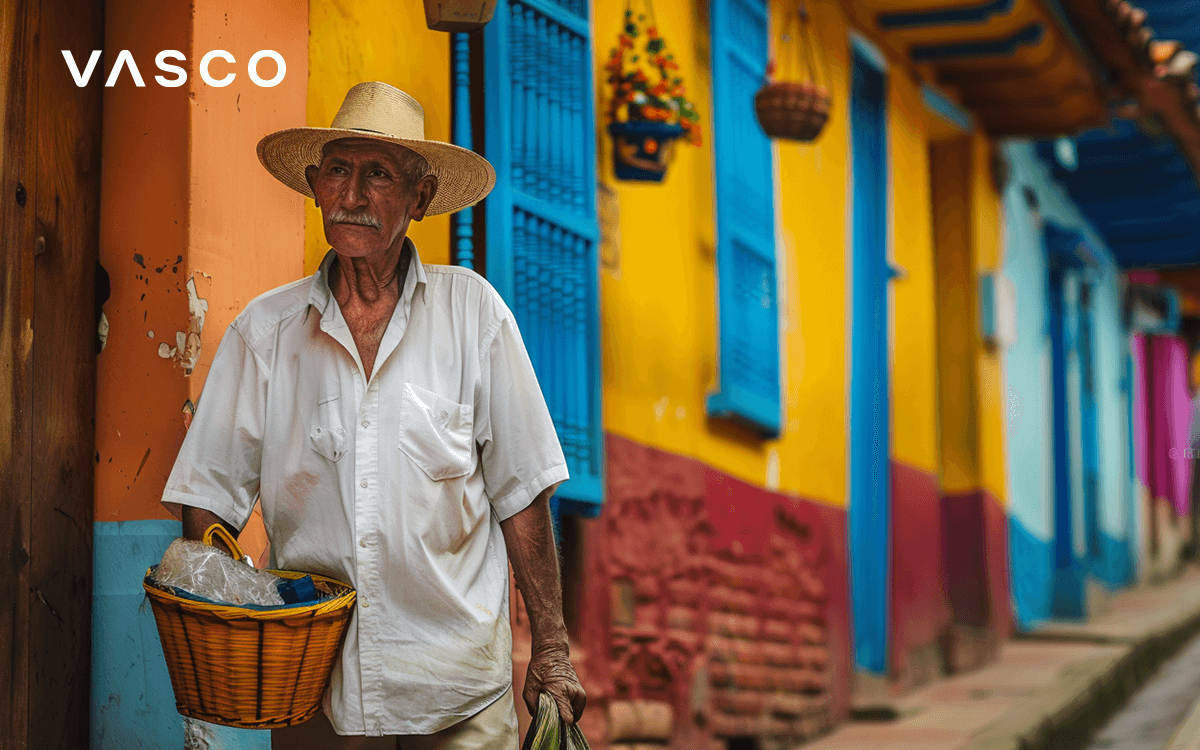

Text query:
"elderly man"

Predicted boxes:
[[162, 82, 585, 749]]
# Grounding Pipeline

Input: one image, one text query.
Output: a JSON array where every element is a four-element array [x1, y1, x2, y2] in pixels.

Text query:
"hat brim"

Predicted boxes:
[[256, 127, 496, 216]]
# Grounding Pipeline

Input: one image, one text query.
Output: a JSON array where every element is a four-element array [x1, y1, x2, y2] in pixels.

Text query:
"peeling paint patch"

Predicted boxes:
[[133, 253, 145, 268], [134, 448, 151, 480], [183, 717, 212, 750], [160, 276, 209, 375], [653, 396, 669, 422], [98, 313, 109, 352], [21, 318, 32, 362], [182, 400, 195, 431], [147, 330, 154, 339], [766, 447, 780, 491]]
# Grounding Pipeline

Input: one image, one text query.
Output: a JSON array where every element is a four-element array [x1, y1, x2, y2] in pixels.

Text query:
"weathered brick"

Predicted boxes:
[[608, 700, 674, 742], [708, 611, 760, 639]]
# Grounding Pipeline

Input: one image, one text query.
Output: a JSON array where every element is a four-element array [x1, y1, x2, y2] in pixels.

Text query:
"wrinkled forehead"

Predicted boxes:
[[320, 137, 415, 166]]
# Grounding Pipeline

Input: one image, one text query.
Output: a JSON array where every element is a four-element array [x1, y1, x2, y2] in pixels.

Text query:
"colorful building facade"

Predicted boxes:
[[5, 0, 1188, 748]]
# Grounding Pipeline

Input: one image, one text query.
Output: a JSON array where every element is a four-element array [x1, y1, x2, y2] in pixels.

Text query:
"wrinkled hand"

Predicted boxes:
[[523, 645, 586, 725]]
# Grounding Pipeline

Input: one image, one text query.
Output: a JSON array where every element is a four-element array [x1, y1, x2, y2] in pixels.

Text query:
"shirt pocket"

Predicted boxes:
[[310, 393, 348, 462], [398, 382, 474, 481]]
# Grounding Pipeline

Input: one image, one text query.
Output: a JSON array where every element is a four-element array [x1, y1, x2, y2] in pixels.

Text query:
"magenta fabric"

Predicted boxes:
[[1132, 334, 1149, 489], [1149, 335, 1194, 516]]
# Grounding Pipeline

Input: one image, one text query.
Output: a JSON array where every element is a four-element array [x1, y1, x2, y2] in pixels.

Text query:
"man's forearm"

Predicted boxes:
[[500, 484, 568, 651]]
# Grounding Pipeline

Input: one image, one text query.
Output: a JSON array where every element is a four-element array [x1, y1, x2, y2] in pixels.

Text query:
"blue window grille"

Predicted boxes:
[[707, 0, 781, 438], [482, 0, 604, 517]]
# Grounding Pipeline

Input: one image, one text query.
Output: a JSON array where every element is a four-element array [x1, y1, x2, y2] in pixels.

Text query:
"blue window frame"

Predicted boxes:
[[707, 0, 781, 438], [482, 0, 604, 517]]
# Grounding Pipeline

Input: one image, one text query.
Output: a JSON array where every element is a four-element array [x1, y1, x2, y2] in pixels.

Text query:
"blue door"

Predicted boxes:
[[482, 0, 604, 517], [848, 44, 890, 674], [1048, 261, 1085, 617], [1078, 284, 1101, 567]]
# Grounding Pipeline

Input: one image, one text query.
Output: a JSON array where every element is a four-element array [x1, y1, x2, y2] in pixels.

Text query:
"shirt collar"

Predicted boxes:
[[308, 236, 428, 320]]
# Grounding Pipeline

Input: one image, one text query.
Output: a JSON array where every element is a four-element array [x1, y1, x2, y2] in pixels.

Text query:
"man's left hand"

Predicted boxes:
[[523, 644, 587, 725]]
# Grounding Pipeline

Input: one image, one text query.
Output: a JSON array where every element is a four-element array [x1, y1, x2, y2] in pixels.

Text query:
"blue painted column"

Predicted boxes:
[[848, 42, 891, 675], [92, 520, 269, 749], [452, 32, 475, 270]]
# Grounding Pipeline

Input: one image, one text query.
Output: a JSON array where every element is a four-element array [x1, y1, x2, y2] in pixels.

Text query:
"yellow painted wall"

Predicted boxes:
[[889, 66, 940, 476], [970, 131, 1008, 503], [931, 138, 980, 494], [305, 0, 453, 274], [596, 0, 945, 507], [929, 131, 1008, 503]]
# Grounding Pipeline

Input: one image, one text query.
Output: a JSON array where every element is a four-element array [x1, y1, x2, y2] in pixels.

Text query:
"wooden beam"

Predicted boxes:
[[0, 0, 40, 743], [2, 0, 102, 745], [1057, 0, 1200, 190]]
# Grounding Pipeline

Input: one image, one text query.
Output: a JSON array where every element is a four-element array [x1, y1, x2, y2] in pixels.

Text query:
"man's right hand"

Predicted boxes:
[[181, 506, 238, 557]]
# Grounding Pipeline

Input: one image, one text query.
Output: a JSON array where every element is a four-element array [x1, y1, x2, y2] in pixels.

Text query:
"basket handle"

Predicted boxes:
[[202, 523, 247, 561]]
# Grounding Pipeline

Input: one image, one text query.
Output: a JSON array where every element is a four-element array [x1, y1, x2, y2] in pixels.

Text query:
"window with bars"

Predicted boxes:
[[482, 0, 604, 516], [707, 0, 781, 437]]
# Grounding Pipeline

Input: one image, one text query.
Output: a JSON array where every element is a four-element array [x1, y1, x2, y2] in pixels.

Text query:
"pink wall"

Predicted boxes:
[[1137, 334, 1194, 516]]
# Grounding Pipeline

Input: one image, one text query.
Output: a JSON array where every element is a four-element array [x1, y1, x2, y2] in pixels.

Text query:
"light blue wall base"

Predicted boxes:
[[1092, 530, 1136, 591], [92, 520, 270, 750], [1009, 515, 1053, 631]]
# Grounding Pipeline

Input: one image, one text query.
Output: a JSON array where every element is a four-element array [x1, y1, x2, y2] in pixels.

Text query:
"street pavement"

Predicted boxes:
[[798, 567, 1200, 750], [1086, 623, 1200, 750]]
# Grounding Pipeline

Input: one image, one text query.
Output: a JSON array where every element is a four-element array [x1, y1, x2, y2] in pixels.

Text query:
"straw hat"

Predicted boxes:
[[256, 81, 495, 216]]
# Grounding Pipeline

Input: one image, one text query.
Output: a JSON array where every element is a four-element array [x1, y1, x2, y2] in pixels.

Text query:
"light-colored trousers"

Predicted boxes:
[[271, 687, 520, 750]]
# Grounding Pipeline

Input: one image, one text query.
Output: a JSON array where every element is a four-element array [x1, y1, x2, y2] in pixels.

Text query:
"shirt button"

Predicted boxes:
[[361, 419, 369, 428], [361, 596, 370, 608], [441, 410, 448, 419], [359, 537, 368, 548], [360, 480, 368, 489]]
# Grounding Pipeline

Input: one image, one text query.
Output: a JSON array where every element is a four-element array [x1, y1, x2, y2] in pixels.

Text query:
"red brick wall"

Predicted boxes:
[[889, 462, 951, 688], [551, 434, 851, 750]]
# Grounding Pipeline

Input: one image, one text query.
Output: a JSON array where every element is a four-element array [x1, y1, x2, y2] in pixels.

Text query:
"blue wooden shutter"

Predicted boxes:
[[483, 0, 604, 515], [707, 0, 781, 437]]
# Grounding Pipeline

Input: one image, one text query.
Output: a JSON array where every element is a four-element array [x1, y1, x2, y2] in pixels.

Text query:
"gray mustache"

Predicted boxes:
[[328, 210, 381, 229]]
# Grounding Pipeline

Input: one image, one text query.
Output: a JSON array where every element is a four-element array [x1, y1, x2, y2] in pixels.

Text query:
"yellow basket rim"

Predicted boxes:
[[143, 567, 356, 620]]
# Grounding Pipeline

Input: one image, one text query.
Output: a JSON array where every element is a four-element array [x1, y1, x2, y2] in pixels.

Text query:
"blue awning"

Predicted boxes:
[[1037, 122, 1200, 268]]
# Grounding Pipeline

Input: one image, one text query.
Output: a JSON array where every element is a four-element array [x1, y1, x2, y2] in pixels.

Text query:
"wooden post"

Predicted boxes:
[[0, 0, 102, 745]]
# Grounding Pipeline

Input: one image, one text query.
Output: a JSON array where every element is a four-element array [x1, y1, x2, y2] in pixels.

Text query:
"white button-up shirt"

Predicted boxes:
[[162, 242, 569, 735]]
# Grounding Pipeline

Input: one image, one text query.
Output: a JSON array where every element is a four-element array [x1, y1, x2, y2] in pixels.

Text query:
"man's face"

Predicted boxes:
[[304, 138, 437, 258]]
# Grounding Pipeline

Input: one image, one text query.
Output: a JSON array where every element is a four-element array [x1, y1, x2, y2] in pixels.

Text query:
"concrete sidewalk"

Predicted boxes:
[[800, 567, 1200, 750]]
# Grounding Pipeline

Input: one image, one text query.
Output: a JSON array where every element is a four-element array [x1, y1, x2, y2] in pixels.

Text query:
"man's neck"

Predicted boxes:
[[331, 240, 411, 311]]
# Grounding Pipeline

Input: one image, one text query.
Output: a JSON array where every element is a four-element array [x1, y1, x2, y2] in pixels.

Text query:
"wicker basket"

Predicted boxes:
[[755, 82, 831, 142], [143, 525, 356, 729]]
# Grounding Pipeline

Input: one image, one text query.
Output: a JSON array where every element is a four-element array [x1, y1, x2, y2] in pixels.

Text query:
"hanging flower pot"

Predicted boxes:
[[423, 0, 497, 32], [608, 121, 685, 182], [603, 0, 701, 183], [755, 3, 831, 142]]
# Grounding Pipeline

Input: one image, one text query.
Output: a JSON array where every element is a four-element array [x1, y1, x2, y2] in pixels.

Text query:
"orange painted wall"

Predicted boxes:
[[95, 0, 308, 523], [95, 0, 193, 522]]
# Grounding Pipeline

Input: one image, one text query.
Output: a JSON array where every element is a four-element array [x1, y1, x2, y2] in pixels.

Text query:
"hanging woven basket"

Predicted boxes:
[[603, 0, 701, 182], [755, 2, 831, 142]]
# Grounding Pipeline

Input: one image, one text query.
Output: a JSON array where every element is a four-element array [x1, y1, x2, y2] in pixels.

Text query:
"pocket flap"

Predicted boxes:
[[398, 382, 474, 481]]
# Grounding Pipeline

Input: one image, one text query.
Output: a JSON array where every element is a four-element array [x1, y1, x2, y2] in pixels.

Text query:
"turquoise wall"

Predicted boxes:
[[91, 520, 270, 749], [1000, 141, 1138, 630]]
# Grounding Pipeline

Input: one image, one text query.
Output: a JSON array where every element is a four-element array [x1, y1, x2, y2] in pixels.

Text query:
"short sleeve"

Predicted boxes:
[[475, 311, 570, 521], [161, 322, 267, 531]]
